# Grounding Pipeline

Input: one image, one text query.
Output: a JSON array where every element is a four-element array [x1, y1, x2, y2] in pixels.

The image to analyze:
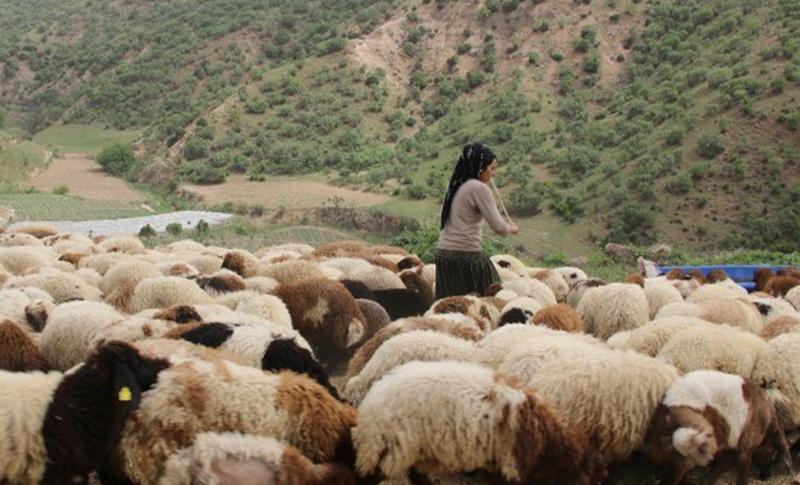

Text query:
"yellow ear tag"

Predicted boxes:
[[118, 387, 133, 402]]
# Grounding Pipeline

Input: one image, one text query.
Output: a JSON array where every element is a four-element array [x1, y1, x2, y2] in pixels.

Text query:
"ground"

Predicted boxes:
[[29, 153, 145, 201]]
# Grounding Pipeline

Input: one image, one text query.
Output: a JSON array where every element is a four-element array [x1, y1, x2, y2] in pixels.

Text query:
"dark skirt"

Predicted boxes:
[[435, 249, 500, 300]]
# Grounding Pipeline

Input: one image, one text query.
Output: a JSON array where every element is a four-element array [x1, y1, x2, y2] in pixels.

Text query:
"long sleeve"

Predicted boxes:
[[471, 182, 512, 235]]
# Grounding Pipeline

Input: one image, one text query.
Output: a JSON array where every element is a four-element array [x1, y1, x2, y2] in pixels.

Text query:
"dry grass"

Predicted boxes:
[[29, 153, 145, 201]]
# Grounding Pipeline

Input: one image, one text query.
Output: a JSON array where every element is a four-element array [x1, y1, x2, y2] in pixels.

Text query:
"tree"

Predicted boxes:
[[96, 143, 135, 176]]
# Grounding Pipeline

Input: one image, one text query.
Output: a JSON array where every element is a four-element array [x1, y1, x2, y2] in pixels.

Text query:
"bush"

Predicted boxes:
[[665, 173, 692, 194], [183, 136, 209, 161], [605, 204, 655, 245], [406, 184, 427, 200], [96, 143, 135, 177], [178, 163, 226, 184], [165, 222, 183, 235], [195, 219, 209, 235], [697, 133, 725, 159], [466, 70, 485, 89], [138, 224, 156, 237], [53, 185, 69, 195], [552, 194, 584, 223], [664, 126, 685, 146], [508, 186, 542, 216]]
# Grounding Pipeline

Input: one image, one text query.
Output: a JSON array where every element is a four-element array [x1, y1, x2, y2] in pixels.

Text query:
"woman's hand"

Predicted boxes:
[[509, 223, 520, 235]]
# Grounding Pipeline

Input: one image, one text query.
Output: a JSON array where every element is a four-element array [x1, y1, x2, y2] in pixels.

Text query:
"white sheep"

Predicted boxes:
[[346, 266, 405, 291], [751, 333, 800, 430], [125, 276, 212, 313], [655, 298, 763, 334], [656, 324, 767, 377], [531, 269, 569, 302], [4, 269, 102, 303], [39, 301, 124, 370], [501, 277, 557, 308], [490, 253, 528, 277], [606, 316, 714, 356], [643, 282, 684, 319], [555, 266, 588, 288], [100, 259, 162, 295], [235, 294, 292, 328], [259, 259, 326, 285], [0, 246, 55, 275], [244, 276, 280, 294], [577, 283, 649, 340], [685, 282, 747, 303], [97, 235, 146, 254]]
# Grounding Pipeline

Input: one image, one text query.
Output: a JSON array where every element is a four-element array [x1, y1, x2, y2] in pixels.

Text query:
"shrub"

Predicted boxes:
[[692, 193, 709, 208], [605, 204, 655, 245], [664, 126, 684, 146], [406, 184, 427, 200], [508, 186, 542, 216], [583, 52, 601, 74], [245, 97, 267, 114], [466, 70, 485, 89], [138, 224, 156, 238], [195, 219, 209, 235], [165, 222, 183, 235], [552, 194, 584, 223], [96, 143, 135, 176], [665, 173, 692, 194], [183, 136, 209, 161], [53, 185, 69, 195], [527, 52, 540, 65], [178, 163, 226, 184], [697, 133, 725, 159]]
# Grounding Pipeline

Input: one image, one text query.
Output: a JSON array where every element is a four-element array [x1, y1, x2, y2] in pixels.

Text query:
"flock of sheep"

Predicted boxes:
[[2, 223, 800, 484]]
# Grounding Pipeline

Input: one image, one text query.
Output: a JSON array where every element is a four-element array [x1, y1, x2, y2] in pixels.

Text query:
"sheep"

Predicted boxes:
[[100, 260, 163, 295], [0, 232, 44, 247], [474, 324, 604, 369], [260, 259, 327, 285], [158, 432, 356, 485], [273, 278, 367, 368], [211, 289, 261, 309], [657, 299, 764, 334], [133, 338, 247, 366], [623, 272, 645, 287], [347, 266, 405, 291], [501, 296, 544, 319], [234, 294, 292, 328], [556, 266, 588, 288], [490, 253, 529, 277], [644, 282, 684, 319], [151, 304, 204, 324], [0, 320, 49, 371], [399, 269, 434, 306], [0, 246, 55, 275], [656, 324, 767, 377], [606, 316, 714, 356], [121, 276, 212, 313], [345, 316, 484, 379], [343, 330, 475, 405], [353, 360, 603, 484], [685, 282, 746, 303], [0, 341, 169, 485], [340, 279, 430, 321], [749, 296, 799, 325], [496, 337, 606, 385], [196, 269, 246, 295], [354, 298, 391, 339], [317, 257, 374, 276], [158, 261, 200, 279], [244, 276, 280, 294], [367, 244, 408, 257], [577, 283, 649, 340], [642, 370, 792, 485], [762, 314, 800, 339], [7, 224, 59, 239], [751, 333, 800, 430], [501, 277, 558, 308], [425, 294, 499, 333], [785, 285, 800, 311], [755, 268, 776, 292], [168, 321, 339, 399], [523, 349, 679, 463], [532, 269, 570, 302], [117, 358, 358, 485], [3, 269, 103, 303], [97, 235, 146, 254], [39, 301, 124, 370], [74, 267, 102, 288], [24, 299, 54, 332], [764, 276, 800, 298], [396, 255, 423, 271], [221, 249, 262, 277], [311, 240, 369, 258], [565, 278, 605, 308], [78, 253, 127, 275], [89, 316, 187, 349], [0, 288, 55, 331], [497, 307, 534, 326], [532, 303, 584, 333]]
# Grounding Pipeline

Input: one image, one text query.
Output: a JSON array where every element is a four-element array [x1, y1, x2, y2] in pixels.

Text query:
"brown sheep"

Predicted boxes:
[[399, 269, 434, 306], [345, 316, 484, 379], [688, 269, 707, 284], [777, 268, 800, 279], [0, 320, 49, 371], [24, 299, 54, 331], [197, 271, 246, 294], [58, 253, 86, 267], [755, 268, 776, 292], [272, 278, 367, 369], [665, 269, 684, 280], [311, 241, 369, 258], [764, 276, 800, 298], [532, 304, 584, 333], [396, 255, 423, 271], [642, 370, 792, 485], [8, 224, 59, 239], [367, 244, 409, 256], [706, 269, 730, 283], [152, 304, 204, 324], [221, 250, 260, 278], [362, 255, 398, 273], [624, 273, 645, 287], [761, 314, 800, 339]]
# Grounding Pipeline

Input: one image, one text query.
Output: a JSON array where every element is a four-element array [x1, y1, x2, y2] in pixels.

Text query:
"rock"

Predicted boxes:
[[649, 244, 672, 258], [604, 243, 634, 259]]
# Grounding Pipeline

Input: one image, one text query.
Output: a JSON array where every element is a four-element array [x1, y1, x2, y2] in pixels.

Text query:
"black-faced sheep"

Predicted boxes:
[[158, 432, 357, 485], [272, 278, 367, 369], [642, 370, 792, 485], [117, 358, 357, 485], [0, 341, 168, 484], [353, 360, 605, 485]]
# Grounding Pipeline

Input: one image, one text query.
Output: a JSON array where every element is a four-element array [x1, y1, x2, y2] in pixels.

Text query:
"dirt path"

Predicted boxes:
[[29, 153, 145, 201], [181, 175, 389, 209]]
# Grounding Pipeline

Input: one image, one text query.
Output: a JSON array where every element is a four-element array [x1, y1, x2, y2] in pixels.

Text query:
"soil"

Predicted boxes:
[[28, 153, 145, 201]]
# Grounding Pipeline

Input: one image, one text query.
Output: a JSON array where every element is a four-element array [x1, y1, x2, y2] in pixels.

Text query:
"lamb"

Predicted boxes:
[[644, 282, 684, 319], [353, 360, 604, 484], [532, 303, 584, 332], [532, 269, 571, 302], [345, 316, 484, 379], [158, 432, 356, 485], [425, 294, 499, 333], [577, 283, 650, 340], [343, 330, 475, 405], [0, 320, 49, 371], [0, 341, 169, 484], [234, 294, 293, 328], [642, 370, 792, 485], [522, 349, 679, 463], [272, 278, 367, 368], [656, 324, 767, 377], [39, 300, 124, 370], [565, 278, 605, 308], [117, 358, 357, 485], [169, 321, 339, 398]]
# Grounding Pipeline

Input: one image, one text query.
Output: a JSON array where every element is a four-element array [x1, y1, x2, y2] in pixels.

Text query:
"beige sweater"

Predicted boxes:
[[437, 179, 512, 252]]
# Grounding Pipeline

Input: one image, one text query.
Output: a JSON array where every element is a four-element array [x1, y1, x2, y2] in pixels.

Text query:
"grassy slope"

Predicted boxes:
[[33, 124, 141, 154]]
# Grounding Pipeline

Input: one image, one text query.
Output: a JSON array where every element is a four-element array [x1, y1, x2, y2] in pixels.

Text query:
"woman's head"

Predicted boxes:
[[440, 143, 497, 229]]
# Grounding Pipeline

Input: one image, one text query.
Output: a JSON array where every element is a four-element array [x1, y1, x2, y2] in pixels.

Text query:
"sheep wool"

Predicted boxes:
[[425, 294, 499, 334], [502, 277, 558, 308], [4, 269, 103, 303], [555, 266, 588, 288], [158, 432, 356, 485], [656, 298, 763, 334], [577, 283, 650, 340], [98, 235, 146, 254], [501, 296, 544, 318], [643, 282, 684, 319], [0, 232, 44, 247], [8, 224, 59, 239], [656, 324, 767, 377], [346, 266, 405, 291], [78, 253, 128, 276], [526, 350, 679, 462], [565, 278, 605, 309], [235, 294, 293, 328], [221, 249, 262, 278], [0, 247, 55, 275], [353, 360, 598, 483], [345, 316, 484, 379], [244, 276, 280, 294], [100, 260, 163, 295], [685, 283, 747, 303], [344, 330, 475, 405], [120, 358, 357, 485], [496, 338, 605, 384], [532, 304, 584, 333], [762, 314, 800, 339], [531, 269, 570, 303], [259, 259, 326, 285], [475, 324, 604, 369], [785, 285, 800, 311], [606, 316, 713, 356], [751, 333, 800, 429], [0, 288, 53, 330], [749, 296, 799, 325], [126, 277, 212, 314], [490, 254, 529, 277], [0, 320, 49, 372]]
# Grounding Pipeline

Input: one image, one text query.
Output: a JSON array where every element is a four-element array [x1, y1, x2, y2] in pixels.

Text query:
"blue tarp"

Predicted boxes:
[[657, 264, 790, 292]]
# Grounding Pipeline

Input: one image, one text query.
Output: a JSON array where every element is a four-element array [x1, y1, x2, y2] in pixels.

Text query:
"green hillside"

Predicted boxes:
[[1, 0, 799, 253]]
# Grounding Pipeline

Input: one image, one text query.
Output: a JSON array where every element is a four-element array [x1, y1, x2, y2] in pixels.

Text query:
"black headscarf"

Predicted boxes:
[[440, 142, 496, 229]]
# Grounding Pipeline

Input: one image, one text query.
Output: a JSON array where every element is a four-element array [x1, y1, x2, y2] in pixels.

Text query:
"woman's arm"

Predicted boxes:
[[472, 182, 513, 235]]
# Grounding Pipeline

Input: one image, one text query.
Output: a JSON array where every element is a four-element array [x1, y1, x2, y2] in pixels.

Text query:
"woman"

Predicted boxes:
[[435, 142, 519, 300]]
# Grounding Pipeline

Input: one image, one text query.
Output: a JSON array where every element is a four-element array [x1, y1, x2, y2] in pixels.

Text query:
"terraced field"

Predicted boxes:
[[0, 193, 151, 221]]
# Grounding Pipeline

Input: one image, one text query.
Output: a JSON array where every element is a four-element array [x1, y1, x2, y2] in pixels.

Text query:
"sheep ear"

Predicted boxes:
[[113, 362, 142, 411]]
